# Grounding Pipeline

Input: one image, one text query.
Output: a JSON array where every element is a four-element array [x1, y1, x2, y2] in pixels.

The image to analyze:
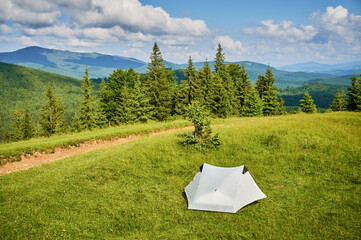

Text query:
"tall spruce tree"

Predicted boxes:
[[143, 42, 173, 121], [40, 86, 66, 137], [300, 92, 317, 113], [347, 72, 361, 111], [180, 56, 200, 108], [198, 60, 216, 112], [331, 89, 347, 111], [228, 63, 251, 115], [95, 79, 109, 128], [256, 66, 284, 115], [128, 77, 152, 122], [9, 110, 23, 141], [78, 66, 96, 130], [22, 107, 35, 139], [214, 44, 233, 117]]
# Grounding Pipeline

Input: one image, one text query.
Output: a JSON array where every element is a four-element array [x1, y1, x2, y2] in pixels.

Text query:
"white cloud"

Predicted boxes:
[[243, 20, 316, 43], [314, 5, 361, 45], [0, 24, 13, 34], [0, 0, 210, 49], [214, 35, 243, 51]]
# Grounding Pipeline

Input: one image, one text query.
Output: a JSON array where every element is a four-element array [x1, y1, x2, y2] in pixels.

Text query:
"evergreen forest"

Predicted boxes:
[[2, 43, 361, 143]]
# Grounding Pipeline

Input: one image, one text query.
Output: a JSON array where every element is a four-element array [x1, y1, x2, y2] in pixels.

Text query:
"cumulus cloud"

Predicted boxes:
[[214, 35, 243, 51], [0, 0, 210, 50], [313, 5, 361, 45], [243, 20, 316, 43]]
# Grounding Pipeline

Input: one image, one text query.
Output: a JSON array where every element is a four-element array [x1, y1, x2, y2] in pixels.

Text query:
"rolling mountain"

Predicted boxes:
[[0, 46, 352, 88], [0, 46, 146, 79], [279, 61, 361, 76]]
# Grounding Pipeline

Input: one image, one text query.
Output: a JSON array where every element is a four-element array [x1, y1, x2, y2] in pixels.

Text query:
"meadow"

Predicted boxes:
[[0, 112, 360, 239]]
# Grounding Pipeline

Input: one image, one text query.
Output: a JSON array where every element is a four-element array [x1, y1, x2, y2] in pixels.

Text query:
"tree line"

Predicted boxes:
[[3, 43, 361, 142]]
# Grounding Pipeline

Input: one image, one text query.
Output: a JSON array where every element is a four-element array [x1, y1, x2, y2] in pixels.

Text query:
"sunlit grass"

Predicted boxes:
[[0, 112, 360, 239]]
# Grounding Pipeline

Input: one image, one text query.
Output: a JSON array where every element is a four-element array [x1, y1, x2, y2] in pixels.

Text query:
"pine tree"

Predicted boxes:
[[347, 72, 361, 111], [22, 107, 35, 139], [212, 74, 230, 118], [257, 66, 284, 115], [180, 56, 200, 107], [143, 42, 173, 121], [214, 43, 233, 116], [198, 60, 216, 112], [128, 78, 152, 122], [228, 63, 251, 115], [243, 85, 263, 117], [78, 66, 96, 130], [9, 110, 23, 141], [300, 92, 317, 113], [331, 89, 347, 111], [40, 86, 66, 137], [95, 79, 108, 128]]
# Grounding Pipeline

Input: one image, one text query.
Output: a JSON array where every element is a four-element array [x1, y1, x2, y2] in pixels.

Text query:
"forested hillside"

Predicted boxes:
[[0, 62, 99, 139], [278, 82, 348, 109]]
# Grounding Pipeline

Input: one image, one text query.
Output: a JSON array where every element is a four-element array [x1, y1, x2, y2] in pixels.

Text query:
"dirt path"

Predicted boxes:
[[0, 126, 193, 176]]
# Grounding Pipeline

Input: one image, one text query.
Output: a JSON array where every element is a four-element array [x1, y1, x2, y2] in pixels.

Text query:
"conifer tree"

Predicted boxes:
[[128, 78, 152, 122], [228, 63, 251, 115], [143, 42, 173, 121], [212, 74, 230, 118], [198, 60, 216, 112], [95, 79, 108, 128], [347, 72, 361, 111], [22, 107, 35, 139], [331, 89, 347, 111], [243, 85, 263, 117], [78, 66, 96, 130], [214, 44, 233, 117], [40, 86, 66, 137], [180, 56, 200, 107], [257, 66, 284, 115], [9, 110, 23, 141], [300, 92, 317, 113]]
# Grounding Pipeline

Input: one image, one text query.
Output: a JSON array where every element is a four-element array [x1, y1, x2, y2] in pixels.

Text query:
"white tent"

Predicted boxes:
[[184, 163, 267, 213]]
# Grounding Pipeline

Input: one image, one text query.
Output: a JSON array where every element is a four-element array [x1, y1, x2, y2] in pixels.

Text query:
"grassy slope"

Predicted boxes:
[[0, 119, 190, 160], [0, 112, 360, 239]]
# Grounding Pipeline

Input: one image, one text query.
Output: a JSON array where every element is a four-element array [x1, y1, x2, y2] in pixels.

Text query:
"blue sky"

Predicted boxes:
[[0, 0, 360, 66]]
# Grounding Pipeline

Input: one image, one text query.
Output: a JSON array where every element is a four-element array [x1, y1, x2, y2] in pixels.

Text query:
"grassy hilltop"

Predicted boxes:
[[0, 112, 360, 239]]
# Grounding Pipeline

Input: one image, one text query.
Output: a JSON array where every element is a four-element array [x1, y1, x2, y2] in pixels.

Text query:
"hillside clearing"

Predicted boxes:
[[0, 112, 360, 239]]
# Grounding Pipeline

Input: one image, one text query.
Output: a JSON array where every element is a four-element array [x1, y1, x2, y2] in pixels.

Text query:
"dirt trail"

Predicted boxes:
[[0, 126, 193, 176]]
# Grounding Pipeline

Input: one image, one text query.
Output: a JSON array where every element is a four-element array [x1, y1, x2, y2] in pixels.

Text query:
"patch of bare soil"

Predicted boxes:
[[0, 126, 193, 176]]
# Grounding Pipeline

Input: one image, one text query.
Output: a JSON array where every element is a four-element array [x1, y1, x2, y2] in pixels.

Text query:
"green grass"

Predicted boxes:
[[0, 119, 190, 161], [0, 112, 360, 239]]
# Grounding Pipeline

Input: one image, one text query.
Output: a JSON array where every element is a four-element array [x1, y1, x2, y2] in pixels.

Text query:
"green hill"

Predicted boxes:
[[277, 82, 349, 109], [0, 113, 360, 238], [0, 62, 99, 139]]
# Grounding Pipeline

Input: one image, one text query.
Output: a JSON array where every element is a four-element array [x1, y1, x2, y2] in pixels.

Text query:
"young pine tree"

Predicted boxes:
[[40, 86, 66, 137], [143, 42, 173, 121], [22, 107, 35, 139], [78, 66, 96, 130], [331, 89, 347, 111], [299, 92, 317, 113]]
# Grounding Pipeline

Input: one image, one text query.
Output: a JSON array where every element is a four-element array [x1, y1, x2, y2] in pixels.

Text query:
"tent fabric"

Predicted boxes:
[[184, 163, 267, 213]]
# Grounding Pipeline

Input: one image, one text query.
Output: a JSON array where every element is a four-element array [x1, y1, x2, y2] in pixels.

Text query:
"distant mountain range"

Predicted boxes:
[[0, 46, 354, 88], [279, 61, 361, 76]]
